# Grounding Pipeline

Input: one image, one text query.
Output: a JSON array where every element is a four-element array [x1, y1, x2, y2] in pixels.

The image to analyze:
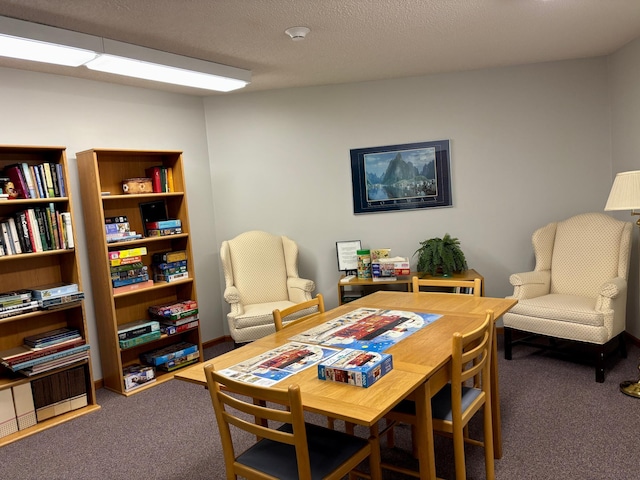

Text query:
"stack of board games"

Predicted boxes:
[[150, 249, 188, 283], [145, 218, 182, 237], [117, 319, 161, 349], [141, 341, 199, 372], [148, 299, 199, 336], [104, 215, 142, 243], [30, 282, 84, 310], [317, 349, 393, 388], [109, 246, 152, 292], [0, 327, 90, 376], [122, 364, 156, 392], [0, 289, 38, 319]]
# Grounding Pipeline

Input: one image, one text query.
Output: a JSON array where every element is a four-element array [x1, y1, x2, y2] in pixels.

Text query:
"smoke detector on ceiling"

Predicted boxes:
[[284, 27, 310, 41]]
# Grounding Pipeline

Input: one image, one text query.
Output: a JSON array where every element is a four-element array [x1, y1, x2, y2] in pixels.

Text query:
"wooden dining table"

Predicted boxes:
[[175, 291, 517, 479]]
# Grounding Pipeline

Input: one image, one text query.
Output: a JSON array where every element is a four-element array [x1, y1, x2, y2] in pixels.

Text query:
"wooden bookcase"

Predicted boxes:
[[76, 149, 203, 396], [0, 145, 100, 447]]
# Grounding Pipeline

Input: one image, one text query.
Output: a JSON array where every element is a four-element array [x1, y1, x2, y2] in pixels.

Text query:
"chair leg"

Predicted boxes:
[[595, 345, 605, 383], [483, 405, 495, 480], [504, 327, 513, 360], [452, 423, 467, 480]]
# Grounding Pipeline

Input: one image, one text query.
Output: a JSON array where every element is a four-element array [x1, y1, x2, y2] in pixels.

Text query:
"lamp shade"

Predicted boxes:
[[605, 170, 640, 211]]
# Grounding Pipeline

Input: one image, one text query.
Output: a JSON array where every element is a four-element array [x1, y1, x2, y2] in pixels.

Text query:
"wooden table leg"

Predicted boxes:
[[491, 324, 503, 459], [414, 380, 437, 479], [368, 422, 382, 480]]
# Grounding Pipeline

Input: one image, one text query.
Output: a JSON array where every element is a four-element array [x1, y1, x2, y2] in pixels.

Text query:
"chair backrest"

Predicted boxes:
[[273, 294, 325, 331], [204, 363, 313, 479], [220, 230, 299, 305], [412, 276, 482, 297], [532, 213, 633, 297], [451, 310, 494, 410]]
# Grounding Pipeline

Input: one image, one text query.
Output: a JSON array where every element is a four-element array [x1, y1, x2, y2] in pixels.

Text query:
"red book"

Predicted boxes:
[[4, 164, 29, 199], [145, 166, 162, 193]]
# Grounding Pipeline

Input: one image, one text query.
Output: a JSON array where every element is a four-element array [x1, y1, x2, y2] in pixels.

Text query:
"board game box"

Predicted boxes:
[[317, 349, 393, 388]]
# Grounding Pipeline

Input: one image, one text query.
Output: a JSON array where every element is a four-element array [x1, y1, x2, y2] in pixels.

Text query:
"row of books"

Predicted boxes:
[[2, 162, 66, 200], [145, 165, 174, 193], [141, 341, 199, 372], [0, 206, 74, 256], [109, 246, 150, 290], [0, 326, 90, 377], [0, 365, 89, 437], [146, 218, 182, 237], [0, 284, 84, 320]]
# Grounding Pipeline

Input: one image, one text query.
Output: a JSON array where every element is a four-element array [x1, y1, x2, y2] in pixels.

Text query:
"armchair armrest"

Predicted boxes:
[[223, 286, 244, 316], [287, 277, 315, 303], [597, 277, 625, 299], [509, 270, 550, 300]]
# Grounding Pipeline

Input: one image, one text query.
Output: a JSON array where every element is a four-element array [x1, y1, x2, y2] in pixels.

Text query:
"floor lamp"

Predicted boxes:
[[605, 170, 640, 398]]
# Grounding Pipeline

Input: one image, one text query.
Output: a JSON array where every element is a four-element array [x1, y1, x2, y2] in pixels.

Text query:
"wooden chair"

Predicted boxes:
[[272, 293, 325, 331], [383, 310, 495, 480], [412, 275, 482, 297], [204, 363, 372, 480]]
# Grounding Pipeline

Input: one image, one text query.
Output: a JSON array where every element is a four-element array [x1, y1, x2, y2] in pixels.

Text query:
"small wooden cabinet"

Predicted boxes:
[[0, 145, 99, 446], [338, 269, 484, 305], [76, 149, 203, 396]]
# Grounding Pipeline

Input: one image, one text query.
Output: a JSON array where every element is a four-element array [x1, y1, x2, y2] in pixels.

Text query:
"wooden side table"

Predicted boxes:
[[337, 268, 484, 305]]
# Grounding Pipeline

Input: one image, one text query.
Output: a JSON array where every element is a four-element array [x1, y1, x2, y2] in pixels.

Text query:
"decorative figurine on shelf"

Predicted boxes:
[[2, 179, 18, 199]]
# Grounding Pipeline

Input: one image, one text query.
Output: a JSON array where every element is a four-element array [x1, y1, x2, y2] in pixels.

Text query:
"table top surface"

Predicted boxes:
[[175, 291, 517, 425]]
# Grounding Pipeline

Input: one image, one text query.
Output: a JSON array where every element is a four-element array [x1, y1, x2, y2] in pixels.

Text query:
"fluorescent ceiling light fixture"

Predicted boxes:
[[0, 16, 99, 66], [0, 16, 251, 92], [85, 39, 250, 92]]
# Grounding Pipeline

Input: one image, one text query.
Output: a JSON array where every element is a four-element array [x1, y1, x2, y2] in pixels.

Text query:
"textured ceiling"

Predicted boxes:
[[0, 0, 639, 96]]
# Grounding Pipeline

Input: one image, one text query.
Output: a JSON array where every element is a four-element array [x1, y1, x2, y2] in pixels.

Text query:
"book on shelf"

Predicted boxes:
[[19, 163, 36, 199], [152, 264, 187, 277], [18, 350, 90, 377], [118, 330, 162, 349], [0, 289, 32, 308], [153, 271, 188, 283], [117, 319, 160, 341], [41, 163, 55, 198], [156, 351, 200, 372], [0, 300, 39, 319], [31, 164, 44, 198], [158, 313, 199, 327], [148, 300, 198, 320], [122, 364, 156, 392], [7, 343, 90, 372], [30, 282, 79, 300], [112, 274, 150, 288], [38, 292, 85, 310], [112, 279, 154, 294], [0, 336, 86, 367], [110, 261, 145, 273], [146, 227, 182, 237], [108, 246, 147, 260], [150, 259, 187, 271], [60, 211, 74, 249], [111, 265, 148, 280], [145, 219, 181, 230], [3, 164, 29, 199], [24, 327, 81, 349], [160, 319, 199, 335], [151, 249, 187, 264], [109, 255, 143, 267], [141, 342, 199, 367]]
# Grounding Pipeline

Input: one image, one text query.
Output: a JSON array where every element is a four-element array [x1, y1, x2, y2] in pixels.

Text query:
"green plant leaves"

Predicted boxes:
[[413, 233, 468, 276]]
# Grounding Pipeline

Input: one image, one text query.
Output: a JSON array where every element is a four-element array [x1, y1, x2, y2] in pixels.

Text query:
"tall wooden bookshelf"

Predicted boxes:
[[76, 149, 203, 396], [0, 145, 100, 446]]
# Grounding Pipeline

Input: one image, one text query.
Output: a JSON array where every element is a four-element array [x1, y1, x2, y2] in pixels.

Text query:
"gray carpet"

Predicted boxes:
[[1, 337, 639, 480]]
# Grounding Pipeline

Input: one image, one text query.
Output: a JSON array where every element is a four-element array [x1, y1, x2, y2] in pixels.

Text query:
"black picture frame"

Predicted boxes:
[[139, 199, 168, 236], [350, 139, 452, 214]]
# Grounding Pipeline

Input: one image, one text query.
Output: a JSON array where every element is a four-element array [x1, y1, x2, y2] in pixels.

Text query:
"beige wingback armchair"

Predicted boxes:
[[503, 212, 632, 382], [220, 230, 315, 344]]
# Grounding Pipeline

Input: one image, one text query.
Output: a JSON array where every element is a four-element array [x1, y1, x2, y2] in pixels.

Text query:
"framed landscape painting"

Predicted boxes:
[[350, 140, 452, 214]]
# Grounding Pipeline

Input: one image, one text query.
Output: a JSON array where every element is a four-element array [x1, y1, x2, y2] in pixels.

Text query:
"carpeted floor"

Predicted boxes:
[[0, 337, 639, 479]]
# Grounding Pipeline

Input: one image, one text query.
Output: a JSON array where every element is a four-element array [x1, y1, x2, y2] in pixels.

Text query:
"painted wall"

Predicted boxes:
[[0, 67, 219, 380], [609, 37, 640, 338], [204, 57, 616, 329]]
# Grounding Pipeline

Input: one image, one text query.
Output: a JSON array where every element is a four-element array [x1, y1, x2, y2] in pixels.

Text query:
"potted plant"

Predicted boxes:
[[414, 233, 468, 276]]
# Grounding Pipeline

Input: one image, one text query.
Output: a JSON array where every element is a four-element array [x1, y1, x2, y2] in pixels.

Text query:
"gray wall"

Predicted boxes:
[[204, 56, 615, 323]]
